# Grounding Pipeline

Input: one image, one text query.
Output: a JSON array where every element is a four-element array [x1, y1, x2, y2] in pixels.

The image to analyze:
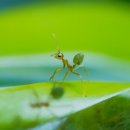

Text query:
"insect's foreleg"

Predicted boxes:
[[63, 70, 69, 81], [49, 67, 63, 81]]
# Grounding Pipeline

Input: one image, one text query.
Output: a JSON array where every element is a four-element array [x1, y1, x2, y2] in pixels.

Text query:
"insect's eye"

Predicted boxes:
[[58, 53, 63, 57]]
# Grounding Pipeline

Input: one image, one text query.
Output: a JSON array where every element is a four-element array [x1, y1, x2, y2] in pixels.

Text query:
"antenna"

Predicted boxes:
[[52, 33, 60, 51]]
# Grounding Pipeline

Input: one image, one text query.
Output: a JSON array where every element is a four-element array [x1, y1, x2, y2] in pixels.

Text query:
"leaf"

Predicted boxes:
[[57, 89, 130, 130], [0, 81, 129, 130]]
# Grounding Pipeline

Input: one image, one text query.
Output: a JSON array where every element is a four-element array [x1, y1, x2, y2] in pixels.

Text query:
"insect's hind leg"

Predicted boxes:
[[75, 65, 88, 80], [49, 67, 63, 81], [71, 70, 83, 81], [74, 65, 88, 97]]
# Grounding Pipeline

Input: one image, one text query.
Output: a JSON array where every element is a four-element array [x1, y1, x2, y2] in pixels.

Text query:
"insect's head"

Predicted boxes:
[[51, 51, 64, 60]]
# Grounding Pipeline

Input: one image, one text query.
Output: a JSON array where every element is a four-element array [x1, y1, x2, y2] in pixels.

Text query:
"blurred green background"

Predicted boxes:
[[0, 1, 130, 60]]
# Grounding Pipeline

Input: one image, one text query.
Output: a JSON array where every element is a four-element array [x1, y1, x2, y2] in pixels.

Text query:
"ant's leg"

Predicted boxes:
[[74, 65, 88, 97], [30, 88, 43, 124], [71, 71, 83, 81], [69, 70, 86, 96], [75, 65, 88, 80], [63, 70, 69, 81], [32, 88, 39, 99], [49, 67, 63, 81]]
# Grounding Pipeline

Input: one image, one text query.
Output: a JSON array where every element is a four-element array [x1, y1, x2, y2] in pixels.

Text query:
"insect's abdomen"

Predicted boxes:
[[73, 53, 84, 65]]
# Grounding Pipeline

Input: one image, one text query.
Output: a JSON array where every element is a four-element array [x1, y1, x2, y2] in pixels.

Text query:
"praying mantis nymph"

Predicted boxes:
[[49, 51, 84, 81]]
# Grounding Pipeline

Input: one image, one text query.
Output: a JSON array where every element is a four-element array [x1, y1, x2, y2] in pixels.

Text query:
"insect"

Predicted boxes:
[[49, 51, 84, 81], [30, 88, 50, 108], [30, 85, 65, 123], [30, 86, 64, 108]]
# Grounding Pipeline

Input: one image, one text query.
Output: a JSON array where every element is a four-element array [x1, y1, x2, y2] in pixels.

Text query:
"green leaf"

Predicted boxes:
[[0, 81, 129, 130], [57, 89, 130, 130]]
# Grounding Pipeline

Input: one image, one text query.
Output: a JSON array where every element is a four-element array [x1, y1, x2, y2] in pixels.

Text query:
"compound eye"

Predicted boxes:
[[58, 53, 63, 57]]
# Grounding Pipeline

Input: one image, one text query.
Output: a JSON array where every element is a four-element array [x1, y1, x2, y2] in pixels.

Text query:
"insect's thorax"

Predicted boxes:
[[62, 58, 73, 71]]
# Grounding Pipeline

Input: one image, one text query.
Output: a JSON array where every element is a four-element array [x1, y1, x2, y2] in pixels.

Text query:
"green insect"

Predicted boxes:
[[50, 51, 84, 81]]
